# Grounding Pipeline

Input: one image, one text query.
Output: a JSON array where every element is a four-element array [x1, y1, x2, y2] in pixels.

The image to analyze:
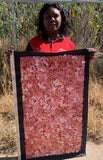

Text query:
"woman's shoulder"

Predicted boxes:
[[27, 35, 44, 51], [29, 35, 42, 43], [63, 36, 73, 42], [63, 36, 75, 49]]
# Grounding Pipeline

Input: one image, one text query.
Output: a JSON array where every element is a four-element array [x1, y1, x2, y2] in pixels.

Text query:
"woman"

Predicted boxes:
[[7, 3, 96, 57], [26, 3, 75, 52]]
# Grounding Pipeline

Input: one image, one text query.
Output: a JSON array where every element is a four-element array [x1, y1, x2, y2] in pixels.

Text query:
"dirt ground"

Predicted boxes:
[[0, 141, 103, 160], [70, 141, 103, 160]]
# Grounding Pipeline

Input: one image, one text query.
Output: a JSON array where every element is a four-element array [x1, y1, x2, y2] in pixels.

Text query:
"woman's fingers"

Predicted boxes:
[[5, 50, 14, 56], [87, 48, 96, 60]]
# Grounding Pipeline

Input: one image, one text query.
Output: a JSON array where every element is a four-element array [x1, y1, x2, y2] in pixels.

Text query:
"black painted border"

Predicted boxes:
[[14, 49, 90, 160]]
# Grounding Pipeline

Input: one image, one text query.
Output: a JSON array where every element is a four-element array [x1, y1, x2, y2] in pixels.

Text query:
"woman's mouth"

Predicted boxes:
[[50, 22, 56, 26]]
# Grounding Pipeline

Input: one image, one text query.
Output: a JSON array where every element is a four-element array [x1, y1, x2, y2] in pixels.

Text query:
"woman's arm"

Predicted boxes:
[[26, 43, 34, 51]]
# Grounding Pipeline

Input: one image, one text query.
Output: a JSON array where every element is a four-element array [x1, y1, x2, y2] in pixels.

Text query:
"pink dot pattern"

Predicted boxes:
[[20, 55, 85, 159]]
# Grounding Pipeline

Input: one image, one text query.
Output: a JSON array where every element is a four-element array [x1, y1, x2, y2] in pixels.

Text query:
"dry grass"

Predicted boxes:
[[87, 78, 103, 144], [87, 52, 103, 144], [0, 95, 17, 155]]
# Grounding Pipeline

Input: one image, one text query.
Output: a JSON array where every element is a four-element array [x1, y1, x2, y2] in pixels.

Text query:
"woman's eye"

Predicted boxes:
[[44, 15, 50, 19], [53, 15, 58, 19], [54, 14, 58, 18], [44, 14, 58, 20]]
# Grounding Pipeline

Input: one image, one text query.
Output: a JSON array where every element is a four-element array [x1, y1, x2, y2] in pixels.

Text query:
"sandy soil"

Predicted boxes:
[[70, 141, 103, 160], [0, 142, 103, 160]]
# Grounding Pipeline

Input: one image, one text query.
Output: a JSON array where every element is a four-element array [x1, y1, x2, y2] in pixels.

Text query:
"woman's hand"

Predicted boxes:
[[87, 48, 96, 60], [5, 50, 14, 55], [5, 50, 14, 58]]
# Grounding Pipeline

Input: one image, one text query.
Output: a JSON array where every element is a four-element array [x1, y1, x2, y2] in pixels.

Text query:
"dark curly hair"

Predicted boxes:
[[36, 3, 71, 40]]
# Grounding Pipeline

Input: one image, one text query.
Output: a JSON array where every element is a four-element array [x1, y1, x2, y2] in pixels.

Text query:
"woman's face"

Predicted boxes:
[[43, 7, 62, 35]]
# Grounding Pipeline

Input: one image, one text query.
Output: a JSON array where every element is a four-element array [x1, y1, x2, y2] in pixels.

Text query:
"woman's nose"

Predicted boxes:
[[50, 16, 55, 21]]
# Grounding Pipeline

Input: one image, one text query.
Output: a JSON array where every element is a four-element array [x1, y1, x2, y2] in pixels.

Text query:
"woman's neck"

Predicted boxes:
[[47, 32, 60, 41]]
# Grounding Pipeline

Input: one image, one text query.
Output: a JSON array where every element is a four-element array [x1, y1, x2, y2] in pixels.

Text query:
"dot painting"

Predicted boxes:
[[13, 50, 89, 160]]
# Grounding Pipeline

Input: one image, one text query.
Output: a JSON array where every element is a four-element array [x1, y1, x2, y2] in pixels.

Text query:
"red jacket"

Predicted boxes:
[[26, 35, 75, 52]]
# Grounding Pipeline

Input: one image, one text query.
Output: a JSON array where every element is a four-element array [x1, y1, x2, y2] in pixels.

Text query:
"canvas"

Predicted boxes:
[[11, 49, 89, 160]]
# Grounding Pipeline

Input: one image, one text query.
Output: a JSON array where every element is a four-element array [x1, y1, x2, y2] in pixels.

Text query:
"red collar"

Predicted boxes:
[[47, 35, 64, 43]]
